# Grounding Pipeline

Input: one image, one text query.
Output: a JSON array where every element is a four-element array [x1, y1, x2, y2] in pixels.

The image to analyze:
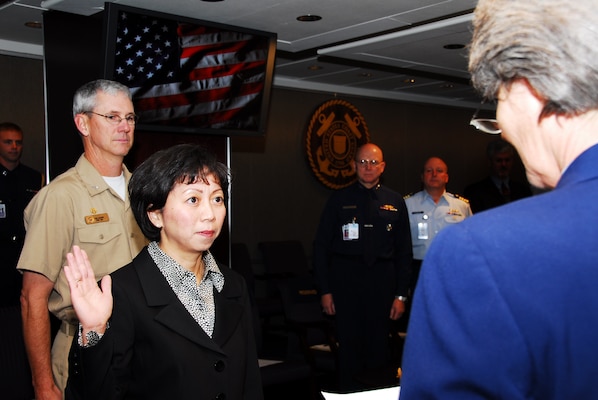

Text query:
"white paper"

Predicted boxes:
[[258, 359, 283, 367], [321, 385, 400, 399]]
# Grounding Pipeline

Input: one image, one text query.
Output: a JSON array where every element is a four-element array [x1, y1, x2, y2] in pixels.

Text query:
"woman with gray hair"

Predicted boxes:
[[401, 0, 598, 398]]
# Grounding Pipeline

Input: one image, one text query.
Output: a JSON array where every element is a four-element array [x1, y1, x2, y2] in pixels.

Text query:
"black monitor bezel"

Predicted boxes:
[[101, 2, 277, 137]]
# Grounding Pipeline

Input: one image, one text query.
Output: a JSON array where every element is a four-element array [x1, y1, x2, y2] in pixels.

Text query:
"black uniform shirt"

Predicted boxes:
[[0, 163, 42, 242], [313, 181, 412, 296]]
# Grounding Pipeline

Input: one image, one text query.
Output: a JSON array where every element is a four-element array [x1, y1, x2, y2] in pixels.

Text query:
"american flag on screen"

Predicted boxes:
[[112, 10, 272, 130]]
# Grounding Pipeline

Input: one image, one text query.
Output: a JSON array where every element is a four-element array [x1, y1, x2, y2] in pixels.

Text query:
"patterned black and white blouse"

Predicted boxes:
[[148, 241, 225, 338]]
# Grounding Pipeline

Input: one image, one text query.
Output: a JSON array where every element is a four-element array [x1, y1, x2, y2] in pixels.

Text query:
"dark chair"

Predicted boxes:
[[251, 302, 321, 400], [258, 240, 311, 279], [277, 275, 339, 380], [230, 242, 284, 328], [0, 305, 34, 400], [258, 240, 312, 315]]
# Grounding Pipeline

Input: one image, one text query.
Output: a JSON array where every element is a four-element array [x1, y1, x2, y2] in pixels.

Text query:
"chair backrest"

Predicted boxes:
[[230, 242, 256, 300], [277, 274, 323, 325], [250, 302, 315, 394], [258, 240, 310, 277], [278, 275, 337, 347], [277, 275, 339, 373]]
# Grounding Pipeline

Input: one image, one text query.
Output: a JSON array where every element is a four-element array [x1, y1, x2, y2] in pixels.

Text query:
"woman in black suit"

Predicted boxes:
[[63, 144, 263, 400]]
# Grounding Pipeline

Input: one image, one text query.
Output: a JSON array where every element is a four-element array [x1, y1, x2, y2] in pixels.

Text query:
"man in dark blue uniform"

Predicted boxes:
[[0, 122, 43, 306], [313, 143, 412, 391]]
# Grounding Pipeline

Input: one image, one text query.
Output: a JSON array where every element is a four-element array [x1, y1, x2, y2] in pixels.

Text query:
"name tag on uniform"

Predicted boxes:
[[84, 213, 110, 225], [417, 222, 429, 239]]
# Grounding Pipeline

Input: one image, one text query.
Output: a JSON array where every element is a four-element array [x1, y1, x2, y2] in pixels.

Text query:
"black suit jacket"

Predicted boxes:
[[464, 176, 532, 213], [66, 248, 263, 400]]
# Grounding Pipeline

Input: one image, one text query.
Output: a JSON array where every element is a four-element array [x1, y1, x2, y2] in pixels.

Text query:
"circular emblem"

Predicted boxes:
[[306, 99, 370, 189]]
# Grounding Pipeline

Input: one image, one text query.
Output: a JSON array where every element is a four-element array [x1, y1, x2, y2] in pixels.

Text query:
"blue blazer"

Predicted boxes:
[[66, 248, 263, 400], [401, 144, 598, 399]]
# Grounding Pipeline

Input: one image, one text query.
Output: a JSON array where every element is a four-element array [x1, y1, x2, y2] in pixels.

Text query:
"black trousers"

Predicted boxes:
[[0, 240, 24, 307], [331, 261, 396, 391]]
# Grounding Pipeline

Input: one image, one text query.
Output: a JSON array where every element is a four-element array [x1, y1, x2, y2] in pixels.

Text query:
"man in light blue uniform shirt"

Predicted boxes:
[[404, 157, 471, 293]]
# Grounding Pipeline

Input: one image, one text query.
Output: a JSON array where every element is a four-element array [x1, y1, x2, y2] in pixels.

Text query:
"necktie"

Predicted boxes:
[[501, 182, 511, 201]]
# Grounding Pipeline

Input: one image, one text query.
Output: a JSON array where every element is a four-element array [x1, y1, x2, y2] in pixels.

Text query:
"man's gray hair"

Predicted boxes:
[[72, 79, 132, 118], [468, 0, 598, 117], [486, 139, 514, 159]]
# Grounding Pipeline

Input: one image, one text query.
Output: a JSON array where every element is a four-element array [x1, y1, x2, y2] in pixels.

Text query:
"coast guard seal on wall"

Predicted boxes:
[[306, 99, 370, 189]]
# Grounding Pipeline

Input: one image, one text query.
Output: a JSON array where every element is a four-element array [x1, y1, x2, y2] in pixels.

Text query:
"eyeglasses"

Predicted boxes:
[[469, 107, 501, 135], [423, 168, 447, 174], [356, 159, 383, 168], [84, 111, 138, 126]]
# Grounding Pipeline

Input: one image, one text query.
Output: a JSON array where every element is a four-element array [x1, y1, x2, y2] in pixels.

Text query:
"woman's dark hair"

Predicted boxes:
[[129, 143, 230, 241]]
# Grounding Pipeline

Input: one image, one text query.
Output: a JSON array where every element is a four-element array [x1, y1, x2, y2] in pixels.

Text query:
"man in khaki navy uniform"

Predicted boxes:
[[404, 157, 472, 295], [17, 80, 147, 400]]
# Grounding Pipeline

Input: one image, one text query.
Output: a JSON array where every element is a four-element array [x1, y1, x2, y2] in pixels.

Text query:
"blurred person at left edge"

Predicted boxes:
[[0, 122, 44, 307]]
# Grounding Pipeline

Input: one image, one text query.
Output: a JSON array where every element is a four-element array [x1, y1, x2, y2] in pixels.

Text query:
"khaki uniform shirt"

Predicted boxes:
[[17, 155, 147, 323]]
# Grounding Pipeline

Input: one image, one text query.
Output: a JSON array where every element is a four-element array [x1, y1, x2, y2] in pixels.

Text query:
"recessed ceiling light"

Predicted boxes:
[[25, 21, 42, 29], [297, 14, 322, 22], [404, 78, 416, 84], [443, 43, 465, 50], [359, 72, 373, 78], [308, 65, 322, 71]]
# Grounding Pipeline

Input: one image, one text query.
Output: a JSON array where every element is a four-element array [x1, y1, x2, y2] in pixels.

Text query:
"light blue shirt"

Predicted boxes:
[[404, 190, 472, 260]]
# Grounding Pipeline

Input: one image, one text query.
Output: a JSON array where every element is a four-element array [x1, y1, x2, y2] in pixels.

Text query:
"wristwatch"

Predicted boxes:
[[84, 330, 104, 347], [395, 296, 408, 302], [78, 323, 108, 348]]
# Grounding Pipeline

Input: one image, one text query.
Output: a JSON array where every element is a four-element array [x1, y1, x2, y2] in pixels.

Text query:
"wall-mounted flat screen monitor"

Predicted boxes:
[[102, 3, 277, 136]]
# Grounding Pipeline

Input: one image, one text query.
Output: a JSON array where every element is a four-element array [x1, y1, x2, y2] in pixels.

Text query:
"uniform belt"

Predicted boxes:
[[60, 321, 77, 336], [333, 253, 393, 262]]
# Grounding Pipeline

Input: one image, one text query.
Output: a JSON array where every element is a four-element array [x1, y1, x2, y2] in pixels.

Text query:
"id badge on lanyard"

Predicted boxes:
[[417, 214, 429, 240], [342, 220, 359, 241]]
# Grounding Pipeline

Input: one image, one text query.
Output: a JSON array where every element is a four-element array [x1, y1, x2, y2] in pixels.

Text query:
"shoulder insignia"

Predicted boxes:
[[451, 193, 469, 203], [403, 192, 415, 200]]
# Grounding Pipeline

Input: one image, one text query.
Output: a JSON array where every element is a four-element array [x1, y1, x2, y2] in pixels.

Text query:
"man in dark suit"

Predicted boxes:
[[464, 138, 532, 213]]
